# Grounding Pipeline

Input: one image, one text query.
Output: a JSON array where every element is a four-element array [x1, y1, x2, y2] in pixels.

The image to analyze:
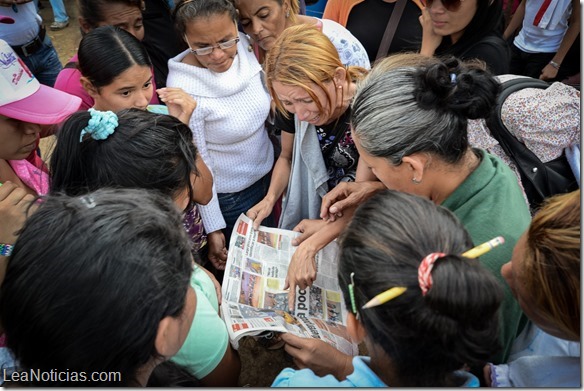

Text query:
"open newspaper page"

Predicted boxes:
[[220, 214, 358, 356]]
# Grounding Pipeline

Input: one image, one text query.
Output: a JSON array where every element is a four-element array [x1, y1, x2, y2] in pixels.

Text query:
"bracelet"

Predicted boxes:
[[549, 60, 561, 69], [0, 243, 14, 257]]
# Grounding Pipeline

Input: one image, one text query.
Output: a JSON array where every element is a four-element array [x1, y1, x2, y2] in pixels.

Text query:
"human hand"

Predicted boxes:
[[284, 239, 318, 311], [156, 87, 197, 125], [291, 219, 326, 246], [319, 181, 385, 222], [0, 182, 36, 246], [280, 333, 354, 379], [419, 7, 443, 56], [539, 63, 559, 81], [246, 197, 275, 230], [207, 230, 228, 270]]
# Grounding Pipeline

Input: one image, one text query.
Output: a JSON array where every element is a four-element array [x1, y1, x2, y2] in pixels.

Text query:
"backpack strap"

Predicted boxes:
[[375, 0, 407, 61], [485, 78, 552, 203]]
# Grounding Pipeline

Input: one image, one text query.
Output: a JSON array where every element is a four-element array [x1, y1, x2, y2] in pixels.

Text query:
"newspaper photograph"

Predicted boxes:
[[220, 214, 358, 356]]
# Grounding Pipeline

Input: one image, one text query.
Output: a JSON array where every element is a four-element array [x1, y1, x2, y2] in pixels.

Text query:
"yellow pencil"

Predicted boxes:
[[362, 286, 407, 309], [462, 236, 505, 259], [360, 236, 505, 310]]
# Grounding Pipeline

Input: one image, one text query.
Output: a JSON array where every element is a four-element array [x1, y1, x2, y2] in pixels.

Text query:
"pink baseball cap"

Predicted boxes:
[[0, 39, 82, 124]]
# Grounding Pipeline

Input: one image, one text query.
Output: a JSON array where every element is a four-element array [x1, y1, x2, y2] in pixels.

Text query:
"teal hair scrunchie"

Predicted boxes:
[[79, 108, 119, 142]]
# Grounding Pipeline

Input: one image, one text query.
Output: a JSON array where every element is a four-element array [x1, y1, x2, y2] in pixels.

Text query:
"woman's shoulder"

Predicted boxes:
[[489, 356, 580, 387], [461, 34, 510, 75]]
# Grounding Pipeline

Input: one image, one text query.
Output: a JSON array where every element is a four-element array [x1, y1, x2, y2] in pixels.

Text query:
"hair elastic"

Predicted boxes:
[[450, 73, 457, 84], [348, 272, 358, 315], [79, 195, 97, 209], [418, 252, 446, 296], [79, 108, 118, 142]]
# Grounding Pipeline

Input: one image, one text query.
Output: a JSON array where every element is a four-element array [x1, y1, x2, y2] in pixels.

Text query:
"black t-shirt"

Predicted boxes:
[[274, 109, 359, 188], [345, 0, 422, 63], [439, 33, 511, 75]]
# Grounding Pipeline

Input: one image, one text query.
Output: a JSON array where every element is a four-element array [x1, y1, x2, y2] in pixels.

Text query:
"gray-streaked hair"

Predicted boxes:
[[351, 56, 499, 166]]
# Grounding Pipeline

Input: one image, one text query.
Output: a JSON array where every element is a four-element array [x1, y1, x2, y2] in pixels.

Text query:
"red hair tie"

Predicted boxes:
[[418, 252, 446, 296]]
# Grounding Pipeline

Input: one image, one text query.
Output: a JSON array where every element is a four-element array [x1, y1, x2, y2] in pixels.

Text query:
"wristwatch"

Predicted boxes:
[[549, 60, 561, 69]]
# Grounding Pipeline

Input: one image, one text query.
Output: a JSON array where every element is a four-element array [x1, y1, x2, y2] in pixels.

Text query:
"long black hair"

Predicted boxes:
[[436, 0, 505, 57], [50, 108, 199, 208], [338, 190, 503, 386]]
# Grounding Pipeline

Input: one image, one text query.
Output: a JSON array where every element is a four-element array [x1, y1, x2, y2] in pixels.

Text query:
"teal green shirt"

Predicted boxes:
[[171, 266, 229, 378], [442, 149, 531, 364]]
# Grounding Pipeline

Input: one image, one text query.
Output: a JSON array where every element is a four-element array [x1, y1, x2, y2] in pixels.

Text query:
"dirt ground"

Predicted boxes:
[[37, 0, 295, 386]]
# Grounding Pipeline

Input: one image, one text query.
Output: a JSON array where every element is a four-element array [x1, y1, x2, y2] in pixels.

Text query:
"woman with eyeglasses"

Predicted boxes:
[[168, 0, 275, 273], [419, 0, 510, 75]]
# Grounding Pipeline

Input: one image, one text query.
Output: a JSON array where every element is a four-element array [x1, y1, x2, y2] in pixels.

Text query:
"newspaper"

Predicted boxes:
[[220, 214, 358, 356]]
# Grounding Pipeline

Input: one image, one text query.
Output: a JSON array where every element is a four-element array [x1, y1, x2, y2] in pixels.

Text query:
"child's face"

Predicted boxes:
[[0, 115, 41, 160], [91, 65, 153, 112]]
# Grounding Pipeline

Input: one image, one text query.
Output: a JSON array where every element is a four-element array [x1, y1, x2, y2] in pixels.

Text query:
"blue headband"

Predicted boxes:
[[79, 108, 118, 142]]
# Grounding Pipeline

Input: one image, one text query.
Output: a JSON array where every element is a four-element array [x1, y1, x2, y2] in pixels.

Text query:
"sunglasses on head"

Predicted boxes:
[[421, 0, 463, 11]]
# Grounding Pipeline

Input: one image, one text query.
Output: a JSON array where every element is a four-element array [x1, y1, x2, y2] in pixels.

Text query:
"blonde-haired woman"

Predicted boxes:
[[247, 25, 368, 299]]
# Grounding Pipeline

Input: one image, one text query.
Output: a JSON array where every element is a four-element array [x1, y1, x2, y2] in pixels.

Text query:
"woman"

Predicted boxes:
[[419, 0, 510, 75], [247, 26, 368, 232], [274, 190, 503, 387], [168, 0, 275, 271], [323, 0, 424, 63], [488, 189, 580, 386], [75, 25, 208, 255], [1, 189, 196, 386], [54, 0, 160, 109], [234, 0, 370, 68], [49, 109, 240, 386], [282, 54, 531, 376]]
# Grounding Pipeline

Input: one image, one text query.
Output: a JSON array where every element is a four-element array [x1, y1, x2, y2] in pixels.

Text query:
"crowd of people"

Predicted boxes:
[[0, 0, 580, 387]]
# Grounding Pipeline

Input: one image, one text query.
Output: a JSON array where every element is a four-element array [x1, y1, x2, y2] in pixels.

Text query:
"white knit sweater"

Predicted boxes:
[[167, 33, 273, 233]]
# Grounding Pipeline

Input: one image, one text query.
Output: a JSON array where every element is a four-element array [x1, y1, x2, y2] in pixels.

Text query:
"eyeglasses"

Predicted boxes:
[[186, 37, 240, 56], [420, 0, 463, 11]]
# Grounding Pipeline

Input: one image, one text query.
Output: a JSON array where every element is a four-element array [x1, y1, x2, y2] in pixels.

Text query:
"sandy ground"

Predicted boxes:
[[37, 0, 294, 386]]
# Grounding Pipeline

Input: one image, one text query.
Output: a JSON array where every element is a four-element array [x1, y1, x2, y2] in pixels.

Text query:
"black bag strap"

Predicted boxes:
[[485, 78, 552, 201], [375, 0, 407, 61]]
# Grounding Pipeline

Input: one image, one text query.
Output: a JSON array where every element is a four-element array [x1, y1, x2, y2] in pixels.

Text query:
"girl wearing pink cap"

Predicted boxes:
[[0, 37, 81, 249]]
